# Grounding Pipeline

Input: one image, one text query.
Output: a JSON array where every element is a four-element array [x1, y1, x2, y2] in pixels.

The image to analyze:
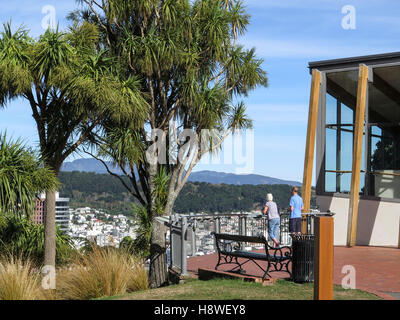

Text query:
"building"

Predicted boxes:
[[304, 52, 400, 247], [34, 192, 70, 231], [55, 193, 70, 231], [33, 197, 45, 224]]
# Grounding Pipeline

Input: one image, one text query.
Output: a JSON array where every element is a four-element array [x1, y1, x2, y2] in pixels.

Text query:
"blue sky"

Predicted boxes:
[[1, 0, 400, 183]]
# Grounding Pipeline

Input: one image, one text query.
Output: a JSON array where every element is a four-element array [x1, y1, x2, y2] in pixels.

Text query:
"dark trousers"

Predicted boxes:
[[289, 218, 302, 233]]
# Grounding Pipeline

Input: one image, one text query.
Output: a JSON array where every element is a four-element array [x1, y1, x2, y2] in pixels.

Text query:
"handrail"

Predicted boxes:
[[170, 211, 331, 219]]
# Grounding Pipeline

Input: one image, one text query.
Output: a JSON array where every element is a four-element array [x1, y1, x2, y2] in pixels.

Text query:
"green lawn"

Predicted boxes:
[[103, 278, 382, 300]]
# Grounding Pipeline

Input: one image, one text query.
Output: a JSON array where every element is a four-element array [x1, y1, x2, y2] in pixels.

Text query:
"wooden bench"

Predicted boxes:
[[212, 232, 292, 280]]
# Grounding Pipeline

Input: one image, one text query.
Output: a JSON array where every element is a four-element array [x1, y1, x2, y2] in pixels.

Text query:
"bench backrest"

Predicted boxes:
[[212, 232, 267, 244]]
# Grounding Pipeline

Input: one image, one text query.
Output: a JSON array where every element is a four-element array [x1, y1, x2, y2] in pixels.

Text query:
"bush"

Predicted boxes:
[[56, 246, 148, 300], [0, 256, 44, 300], [0, 214, 76, 266]]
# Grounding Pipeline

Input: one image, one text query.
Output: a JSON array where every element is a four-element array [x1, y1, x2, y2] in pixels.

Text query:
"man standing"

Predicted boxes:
[[289, 187, 304, 235]]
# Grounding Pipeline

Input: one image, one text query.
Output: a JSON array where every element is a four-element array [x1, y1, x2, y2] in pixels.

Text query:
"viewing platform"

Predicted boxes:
[[187, 246, 400, 300]]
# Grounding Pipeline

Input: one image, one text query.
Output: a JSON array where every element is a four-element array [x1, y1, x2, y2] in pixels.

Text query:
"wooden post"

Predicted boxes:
[[347, 65, 369, 247], [314, 216, 334, 300], [302, 69, 321, 232]]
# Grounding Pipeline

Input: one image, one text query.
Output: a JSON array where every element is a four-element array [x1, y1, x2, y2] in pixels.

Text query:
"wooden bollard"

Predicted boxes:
[[314, 216, 334, 300]]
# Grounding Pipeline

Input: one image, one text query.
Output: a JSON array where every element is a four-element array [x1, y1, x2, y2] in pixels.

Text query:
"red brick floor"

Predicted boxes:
[[187, 246, 400, 300]]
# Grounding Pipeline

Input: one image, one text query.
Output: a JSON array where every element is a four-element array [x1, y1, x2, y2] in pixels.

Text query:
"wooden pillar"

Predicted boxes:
[[302, 69, 321, 232], [314, 216, 334, 300], [347, 65, 369, 247]]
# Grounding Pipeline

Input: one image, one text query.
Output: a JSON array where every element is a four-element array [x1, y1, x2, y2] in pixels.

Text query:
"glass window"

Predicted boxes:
[[326, 93, 337, 124], [325, 128, 336, 171], [324, 70, 358, 193], [367, 65, 400, 199], [341, 103, 354, 124], [325, 172, 336, 192], [321, 65, 400, 199]]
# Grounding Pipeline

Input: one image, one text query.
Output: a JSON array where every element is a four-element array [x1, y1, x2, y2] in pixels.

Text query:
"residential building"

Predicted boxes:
[[33, 192, 70, 231]]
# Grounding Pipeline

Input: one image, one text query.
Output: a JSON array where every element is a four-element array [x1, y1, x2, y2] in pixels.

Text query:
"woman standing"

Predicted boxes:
[[263, 193, 280, 248]]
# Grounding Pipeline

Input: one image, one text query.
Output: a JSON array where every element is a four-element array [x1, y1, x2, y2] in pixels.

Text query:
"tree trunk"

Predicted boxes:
[[148, 216, 168, 288], [44, 189, 56, 268]]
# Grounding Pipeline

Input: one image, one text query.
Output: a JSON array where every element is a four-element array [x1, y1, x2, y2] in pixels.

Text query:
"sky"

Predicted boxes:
[[1, 0, 400, 183]]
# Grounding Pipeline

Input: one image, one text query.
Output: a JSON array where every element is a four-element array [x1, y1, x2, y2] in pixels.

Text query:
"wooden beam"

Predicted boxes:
[[314, 216, 334, 300], [302, 69, 321, 214], [347, 65, 369, 247]]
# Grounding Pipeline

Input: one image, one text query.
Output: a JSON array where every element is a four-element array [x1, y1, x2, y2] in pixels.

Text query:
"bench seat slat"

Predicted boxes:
[[221, 250, 290, 262]]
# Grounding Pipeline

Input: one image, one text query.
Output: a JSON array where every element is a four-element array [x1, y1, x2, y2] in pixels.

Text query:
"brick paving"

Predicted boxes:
[[187, 246, 400, 300]]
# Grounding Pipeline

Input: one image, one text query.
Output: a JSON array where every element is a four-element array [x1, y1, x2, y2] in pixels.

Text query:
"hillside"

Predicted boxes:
[[58, 171, 313, 216]]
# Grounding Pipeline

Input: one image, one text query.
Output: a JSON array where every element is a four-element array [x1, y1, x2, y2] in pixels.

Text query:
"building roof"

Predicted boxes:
[[309, 51, 400, 72]]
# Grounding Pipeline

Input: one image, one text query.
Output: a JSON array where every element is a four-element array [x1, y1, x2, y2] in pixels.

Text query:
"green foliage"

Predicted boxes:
[[119, 236, 135, 253], [0, 21, 148, 171], [130, 205, 152, 257], [153, 167, 170, 216], [174, 182, 295, 213], [58, 171, 315, 214], [73, 0, 268, 220], [0, 133, 58, 216], [0, 214, 75, 266], [58, 171, 134, 215]]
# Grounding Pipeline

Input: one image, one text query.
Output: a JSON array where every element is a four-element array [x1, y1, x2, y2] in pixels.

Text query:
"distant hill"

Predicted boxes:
[[61, 158, 301, 186], [58, 171, 312, 215], [188, 170, 301, 186], [61, 158, 120, 174]]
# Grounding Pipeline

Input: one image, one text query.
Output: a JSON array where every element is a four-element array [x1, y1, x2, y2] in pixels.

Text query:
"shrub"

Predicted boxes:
[[56, 246, 148, 300], [0, 256, 43, 300], [0, 214, 75, 266]]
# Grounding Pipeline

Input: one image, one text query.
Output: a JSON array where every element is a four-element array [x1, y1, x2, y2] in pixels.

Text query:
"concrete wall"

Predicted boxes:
[[317, 195, 400, 247]]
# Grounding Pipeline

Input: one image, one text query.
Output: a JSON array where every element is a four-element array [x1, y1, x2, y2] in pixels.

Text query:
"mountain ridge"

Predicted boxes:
[[61, 158, 301, 186]]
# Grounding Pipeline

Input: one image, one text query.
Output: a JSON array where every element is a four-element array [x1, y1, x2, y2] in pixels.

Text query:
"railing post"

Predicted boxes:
[[169, 215, 173, 269], [213, 217, 220, 252], [181, 216, 187, 276], [191, 220, 196, 257], [240, 216, 246, 249]]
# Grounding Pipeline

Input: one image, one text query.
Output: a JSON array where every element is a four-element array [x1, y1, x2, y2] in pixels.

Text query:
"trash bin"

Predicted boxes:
[[291, 234, 314, 283]]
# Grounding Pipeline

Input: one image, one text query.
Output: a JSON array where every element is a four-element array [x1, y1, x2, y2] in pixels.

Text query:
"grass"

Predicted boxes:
[[0, 248, 148, 300], [55, 247, 148, 300], [0, 256, 44, 300], [104, 278, 382, 300]]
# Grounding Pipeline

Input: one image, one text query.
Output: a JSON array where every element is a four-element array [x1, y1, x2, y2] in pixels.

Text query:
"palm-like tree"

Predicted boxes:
[[0, 133, 74, 265], [0, 132, 58, 216], [76, 0, 268, 288], [0, 22, 148, 268]]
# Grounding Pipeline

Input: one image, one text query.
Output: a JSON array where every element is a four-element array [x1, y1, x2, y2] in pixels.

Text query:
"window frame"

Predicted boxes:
[[316, 62, 400, 202]]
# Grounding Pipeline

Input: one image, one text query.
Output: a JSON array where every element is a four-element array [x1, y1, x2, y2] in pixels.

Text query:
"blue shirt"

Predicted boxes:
[[290, 194, 303, 219]]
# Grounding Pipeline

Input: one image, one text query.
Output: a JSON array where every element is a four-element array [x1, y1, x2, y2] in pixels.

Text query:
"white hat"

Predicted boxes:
[[266, 193, 273, 201]]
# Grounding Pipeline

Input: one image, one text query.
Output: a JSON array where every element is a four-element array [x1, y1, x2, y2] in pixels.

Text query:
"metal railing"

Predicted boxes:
[[164, 211, 324, 275], [165, 210, 335, 275]]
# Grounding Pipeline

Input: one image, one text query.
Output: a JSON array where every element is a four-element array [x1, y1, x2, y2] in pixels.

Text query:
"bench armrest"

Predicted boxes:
[[267, 244, 292, 259]]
